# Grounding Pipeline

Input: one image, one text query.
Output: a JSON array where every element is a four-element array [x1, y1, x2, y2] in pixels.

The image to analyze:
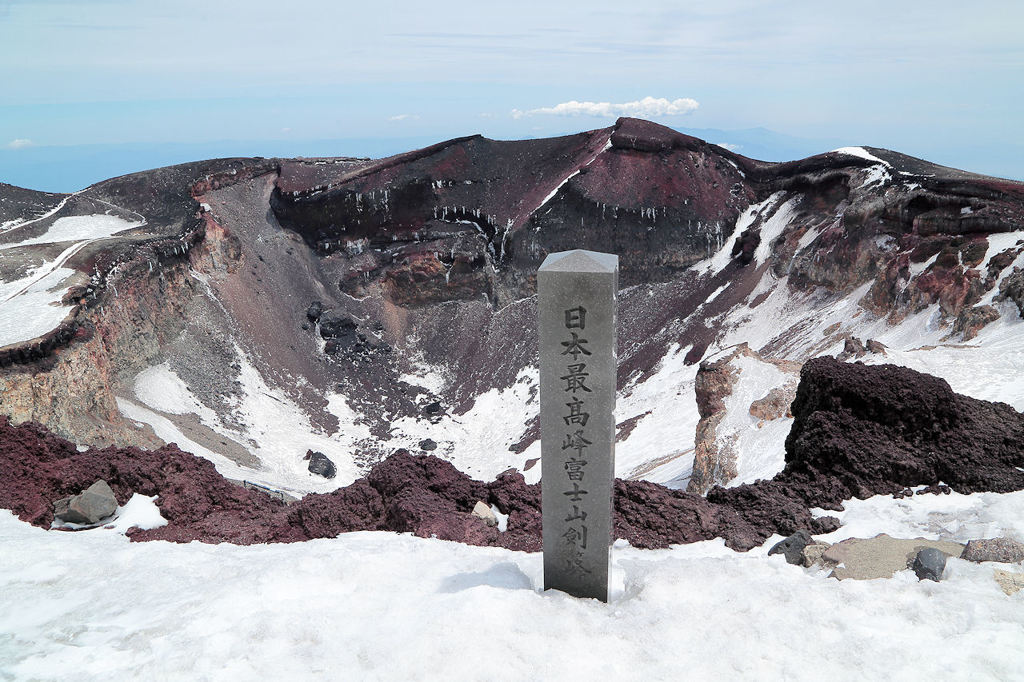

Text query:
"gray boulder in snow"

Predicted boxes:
[[53, 479, 118, 525], [768, 530, 813, 565], [911, 547, 947, 581], [961, 537, 1024, 564], [306, 451, 337, 479]]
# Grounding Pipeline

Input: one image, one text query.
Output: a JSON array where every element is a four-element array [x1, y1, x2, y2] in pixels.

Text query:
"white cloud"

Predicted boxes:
[[6, 138, 34, 149], [388, 114, 419, 121], [715, 142, 742, 152], [512, 96, 699, 119]]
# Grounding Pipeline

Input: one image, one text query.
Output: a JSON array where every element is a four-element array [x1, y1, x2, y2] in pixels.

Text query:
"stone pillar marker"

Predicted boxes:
[[538, 249, 618, 602]]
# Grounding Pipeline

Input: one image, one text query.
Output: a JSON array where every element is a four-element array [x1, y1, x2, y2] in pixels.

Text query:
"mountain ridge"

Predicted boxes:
[[1, 117, 1021, 498]]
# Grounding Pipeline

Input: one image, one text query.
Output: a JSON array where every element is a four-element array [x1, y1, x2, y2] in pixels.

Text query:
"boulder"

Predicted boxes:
[[307, 451, 337, 479], [961, 537, 1024, 564], [419, 438, 437, 451], [471, 500, 498, 527], [821, 534, 964, 580], [53, 479, 118, 525], [802, 542, 831, 568], [305, 300, 323, 322], [768, 530, 813, 565], [911, 547, 947, 581]]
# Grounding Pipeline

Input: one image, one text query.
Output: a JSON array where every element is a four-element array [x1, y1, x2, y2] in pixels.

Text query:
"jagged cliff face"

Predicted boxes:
[[1, 118, 1022, 498]]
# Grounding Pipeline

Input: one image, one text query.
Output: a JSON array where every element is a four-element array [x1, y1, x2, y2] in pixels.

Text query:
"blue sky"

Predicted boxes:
[[2, 0, 1022, 191]]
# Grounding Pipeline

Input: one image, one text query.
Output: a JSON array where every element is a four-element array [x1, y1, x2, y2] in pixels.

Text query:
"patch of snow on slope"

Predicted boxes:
[[616, 343, 700, 488], [219, 348, 363, 493], [387, 366, 539, 481], [397, 356, 450, 395], [865, 310, 1024, 410], [718, 274, 876, 358], [0, 214, 146, 348], [720, 354, 792, 487], [116, 397, 241, 473], [0, 214, 140, 250], [832, 146, 890, 166], [976, 231, 1024, 274], [908, 252, 939, 278], [122, 349, 376, 497], [3, 497, 1023, 679], [695, 192, 784, 276], [134, 362, 218, 422], [978, 247, 1024, 306], [832, 147, 891, 188], [0, 264, 77, 348], [754, 196, 800, 266]]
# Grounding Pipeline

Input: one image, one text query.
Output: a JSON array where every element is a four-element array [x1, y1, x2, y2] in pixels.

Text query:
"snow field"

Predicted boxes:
[[614, 342, 700, 487], [387, 366, 540, 482], [2, 486, 1023, 680], [122, 350, 370, 497], [0, 214, 140, 251], [0, 214, 143, 348]]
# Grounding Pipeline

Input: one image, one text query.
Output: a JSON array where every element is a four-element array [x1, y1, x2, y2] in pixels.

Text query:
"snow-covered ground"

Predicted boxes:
[[0, 214, 142, 348], [2, 487, 1023, 680]]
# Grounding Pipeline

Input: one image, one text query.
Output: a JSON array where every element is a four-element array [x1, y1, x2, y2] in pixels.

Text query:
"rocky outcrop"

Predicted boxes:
[[781, 357, 1024, 504], [688, 347, 742, 494], [688, 344, 800, 495]]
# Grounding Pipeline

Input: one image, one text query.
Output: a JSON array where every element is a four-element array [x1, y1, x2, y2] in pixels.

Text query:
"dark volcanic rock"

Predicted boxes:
[[781, 358, 1024, 504], [318, 312, 358, 341], [306, 300, 323, 322], [911, 547, 947, 581], [768, 530, 813, 565], [307, 451, 337, 479]]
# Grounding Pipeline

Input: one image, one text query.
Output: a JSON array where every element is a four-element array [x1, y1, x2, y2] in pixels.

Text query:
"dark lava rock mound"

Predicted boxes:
[[781, 357, 1024, 506]]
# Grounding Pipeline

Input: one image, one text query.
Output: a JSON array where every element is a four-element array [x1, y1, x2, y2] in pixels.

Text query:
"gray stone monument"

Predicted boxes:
[[538, 249, 618, 602]]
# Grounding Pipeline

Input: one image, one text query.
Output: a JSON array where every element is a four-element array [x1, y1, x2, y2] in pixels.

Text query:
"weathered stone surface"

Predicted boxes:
[[802, 542, 831, 568], [306, 451, 337, 479], [53, 479, 118, 525], [961, 537, 1024, 564], [911, 547, 947, 581], [768, 530, 813, 565], [822, 534, 964, 580], [993, 569, 1024, 596], [471, 500, 497, 527], [688, 347, 742, 495], [749, 383, 798, 421], [538, 249, 618, 601], [689, 344, 799, 495]]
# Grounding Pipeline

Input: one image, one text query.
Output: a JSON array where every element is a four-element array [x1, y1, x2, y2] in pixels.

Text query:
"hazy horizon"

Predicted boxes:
[[2, 1, 1022, 190]]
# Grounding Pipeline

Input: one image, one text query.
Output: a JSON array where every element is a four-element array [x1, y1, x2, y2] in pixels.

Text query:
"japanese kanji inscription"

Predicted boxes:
[[538, 249, 618, 602]]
